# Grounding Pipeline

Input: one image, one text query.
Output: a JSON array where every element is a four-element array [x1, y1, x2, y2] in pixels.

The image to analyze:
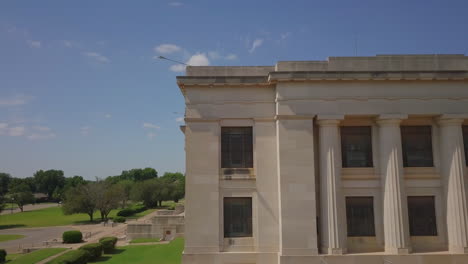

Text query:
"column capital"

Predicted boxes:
[[437, 114, 468, 126], [376, 114, 408, 126], [316, 115, 344, 127]]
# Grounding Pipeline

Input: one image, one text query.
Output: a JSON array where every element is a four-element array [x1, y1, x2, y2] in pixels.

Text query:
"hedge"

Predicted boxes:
[[117, 204, 146, 217], [48, 249, 90, 264], [99, 236, 118, 253], [62, 230, 83, 244], [79, 243, 102, 260], [0, 249, 6, 263], [113, 216, 126, 223]]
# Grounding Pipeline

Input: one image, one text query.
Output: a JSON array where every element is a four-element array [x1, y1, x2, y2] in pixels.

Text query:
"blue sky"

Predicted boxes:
[[1, 0, 467, 179]]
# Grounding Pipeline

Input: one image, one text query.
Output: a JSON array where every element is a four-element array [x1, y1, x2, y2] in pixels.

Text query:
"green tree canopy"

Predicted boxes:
[[33, 170, 66, 199], [9, 183, 35, 212]]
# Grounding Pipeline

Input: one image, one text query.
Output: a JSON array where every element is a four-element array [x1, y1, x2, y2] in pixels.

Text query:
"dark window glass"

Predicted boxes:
[[463, 126, 468, 166], [221, 127, 253, 168], [346, 197, 375, 237], [341, 126, 373, 168], [408, 196, 437, 236], [224, 197, 252, 238], [401, 126, 434, 167]]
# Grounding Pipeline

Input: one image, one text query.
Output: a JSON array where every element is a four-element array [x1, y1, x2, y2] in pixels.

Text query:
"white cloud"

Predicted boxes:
[[147, 132, 157, 140], [155, 44, 181, 54], [169, 53, 210, 72], [0, 95, 32, 107], [225, 54, 238, 60], [249, 38, 263, 53], [175, 117, 184, 122], [63, 40, 74, 48], [27, 132, 56, 140], [8, 126, 25, 137], [28, 40, 41, 48], [168, 2, 183, 6], [143, 122, 160, 130], [280, 32, 291, 40], [33, 126, 51, 132], [80, 126, 91, 136], [208, 51, 221, 60], [104, 114, 112, 119], [82, 52, 110, 63]]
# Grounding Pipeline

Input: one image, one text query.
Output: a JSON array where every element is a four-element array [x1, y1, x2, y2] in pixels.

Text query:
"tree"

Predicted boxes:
[[54, 176, 87, 201], [131, 179, 161, 208], [94, 181, 122, 221], [0, 173, 11, 195], [9, 183, 35, 212], [115, 180, 133, 208], [120, 168, 157, 182], [62, 184, 97, 222], [161, 172, 185, 203], [33, 170, 66, 199]]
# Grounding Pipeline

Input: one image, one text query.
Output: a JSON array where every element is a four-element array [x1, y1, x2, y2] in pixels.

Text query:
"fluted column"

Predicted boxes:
[[318, 117, 346, 255], [438, 116, 468, 254], [377, 115, 411, 254]]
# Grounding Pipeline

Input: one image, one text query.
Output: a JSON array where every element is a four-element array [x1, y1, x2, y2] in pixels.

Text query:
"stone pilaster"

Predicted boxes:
[[377, 115, 411, 254], [317, 117, 346, 255], [277, 117, 318, 258], [438, 116, 468, 254]]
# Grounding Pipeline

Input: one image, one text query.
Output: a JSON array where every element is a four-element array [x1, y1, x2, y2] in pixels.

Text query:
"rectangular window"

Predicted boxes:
[[341, 126, 373, 168], [408, 196, 437, 236], [224, 197, 252, 238], [221, 127, 253, 168], [346, 197, 376, 237], [401, 126, 434, 167], [463, 126, 468, 166]]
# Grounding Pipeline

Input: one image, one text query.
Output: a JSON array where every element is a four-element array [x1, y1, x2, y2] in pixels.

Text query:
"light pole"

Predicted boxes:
[[156, 56, 190, 66]]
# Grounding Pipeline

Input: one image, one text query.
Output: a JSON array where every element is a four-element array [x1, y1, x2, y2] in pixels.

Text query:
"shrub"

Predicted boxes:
[[116, 208, 133, 217], [79, 243, 102, 260], [99, 236, 118, 253], [113, 216, 126, 223], [62, 230, 83, 244], [168, 205, 175, 210], [0, 249, 6, 263], [48, 249, 90, 264]]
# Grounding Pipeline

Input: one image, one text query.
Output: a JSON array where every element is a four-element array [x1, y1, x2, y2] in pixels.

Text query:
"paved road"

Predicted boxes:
[[0, 226, 74, 253], [1, 203, 59, 215]]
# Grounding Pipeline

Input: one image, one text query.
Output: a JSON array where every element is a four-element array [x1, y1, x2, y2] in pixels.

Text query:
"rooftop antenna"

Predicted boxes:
[[157, 56, 190, 66]]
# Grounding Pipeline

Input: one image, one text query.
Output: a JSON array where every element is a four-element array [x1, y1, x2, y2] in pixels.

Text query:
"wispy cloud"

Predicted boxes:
[[143, 122, 160, 130], [249, 38, 263, 53], [169, 53, 210, 72], [7, 126, 25, 137], [63, 40, 75, 48], [33, 125, 51, 132], [0, 95, 32, 107], [155, 44, 182, 54], [147, 132, 157, 140], [80, 126, 91, 136], [82, 52, 110, 63], [168, 2, 183, 7], [280, 32, 291, 40], [175, 117, 184, 123], [28, 40, 41, 48], [104, 114, 112, 119], [27, 132, 56, 140], [208, 51, 238, 61], [225, 54, 238, 60]]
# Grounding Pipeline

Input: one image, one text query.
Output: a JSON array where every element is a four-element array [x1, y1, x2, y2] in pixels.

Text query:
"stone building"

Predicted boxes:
[[177, 55, 468, 264]]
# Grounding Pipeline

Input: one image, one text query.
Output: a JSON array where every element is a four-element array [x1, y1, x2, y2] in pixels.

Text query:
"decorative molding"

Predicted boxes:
[[275, 115, 315, 120]]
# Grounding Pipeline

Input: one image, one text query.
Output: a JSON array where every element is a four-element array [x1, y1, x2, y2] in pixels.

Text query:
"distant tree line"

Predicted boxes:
[[0, 168, 185, 221]]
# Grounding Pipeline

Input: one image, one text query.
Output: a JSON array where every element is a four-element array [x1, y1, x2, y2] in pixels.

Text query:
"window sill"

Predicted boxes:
[[342, 167, 378, 180], [220, 168, 255, 180], [404, 167, 439, 179], [222, 237, 254, 252]]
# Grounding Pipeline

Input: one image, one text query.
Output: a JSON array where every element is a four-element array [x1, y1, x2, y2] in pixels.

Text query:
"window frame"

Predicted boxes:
[[340, 126, 374, 168], [223, 197, 253, 238], [407, 196, 438, 236], [345, 196, 376, 237], [401, 125, 434, 167], [221, 127, 253, 169]]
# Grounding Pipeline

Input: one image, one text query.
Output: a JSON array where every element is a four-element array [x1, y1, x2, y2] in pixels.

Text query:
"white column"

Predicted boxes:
[[438, 116, 468, 254], [318, 117, 346, 255], [377, 115, 411, 254], [277, 117, 318, 258]]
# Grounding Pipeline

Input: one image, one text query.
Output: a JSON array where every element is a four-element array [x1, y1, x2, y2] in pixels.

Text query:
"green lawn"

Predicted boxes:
[[0, 234, 24, 242], [91, 238, 183, 264], [7, 248, 67, 264], [129, 238, 160, 244]]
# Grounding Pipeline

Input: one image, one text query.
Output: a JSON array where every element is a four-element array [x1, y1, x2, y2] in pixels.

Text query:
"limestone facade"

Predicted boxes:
[[177, 55, 468, 264]]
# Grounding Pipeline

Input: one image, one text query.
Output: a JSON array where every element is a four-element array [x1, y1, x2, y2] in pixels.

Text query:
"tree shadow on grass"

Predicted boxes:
[[109, 248, 126, 254], [0, 224, 26, 230], [71, 220, 102, 225]]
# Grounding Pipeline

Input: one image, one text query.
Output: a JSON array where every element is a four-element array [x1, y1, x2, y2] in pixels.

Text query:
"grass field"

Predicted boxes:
[[129, 238, 161, 244], [90, 238, 184, 264], [6, 248, 67, 264], [0, 205, 155, 229], [0, 234, 25, 242]]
